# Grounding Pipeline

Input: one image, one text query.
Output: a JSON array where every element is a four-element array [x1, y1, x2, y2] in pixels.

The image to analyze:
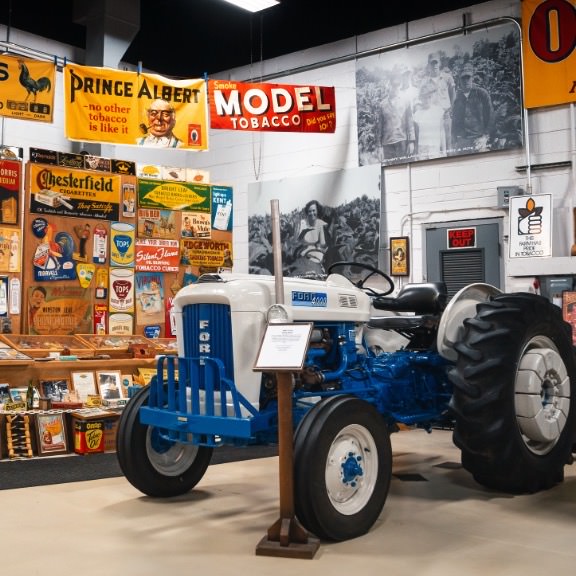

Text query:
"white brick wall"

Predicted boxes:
[[2, 0, 574, 291]]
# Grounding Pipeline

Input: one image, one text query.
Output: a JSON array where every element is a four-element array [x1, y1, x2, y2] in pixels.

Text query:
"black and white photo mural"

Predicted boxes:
[[356, 21, 523, 166], [248, 165, 381, 278]]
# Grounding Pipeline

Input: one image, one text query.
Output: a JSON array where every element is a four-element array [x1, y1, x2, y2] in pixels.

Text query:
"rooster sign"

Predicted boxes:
[[18, 59, 51, 101], [0, 54, 55, 122]]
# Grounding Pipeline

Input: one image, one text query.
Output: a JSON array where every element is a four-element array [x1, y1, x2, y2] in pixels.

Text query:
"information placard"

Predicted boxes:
[[254, 322, 313, 372]]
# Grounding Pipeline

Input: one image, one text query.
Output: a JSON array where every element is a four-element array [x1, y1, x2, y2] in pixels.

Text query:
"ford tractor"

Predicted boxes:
[[116, 262, 576, 542]]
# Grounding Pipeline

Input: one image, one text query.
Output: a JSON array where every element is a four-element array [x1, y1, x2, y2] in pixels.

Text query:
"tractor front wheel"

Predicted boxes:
[[116, 384, 213, 497], [294, 395, 392, 541]]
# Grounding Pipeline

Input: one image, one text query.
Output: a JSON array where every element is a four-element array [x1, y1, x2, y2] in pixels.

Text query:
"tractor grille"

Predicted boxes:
[[141, 302, 259, 445], [182, 303, 234, 381]]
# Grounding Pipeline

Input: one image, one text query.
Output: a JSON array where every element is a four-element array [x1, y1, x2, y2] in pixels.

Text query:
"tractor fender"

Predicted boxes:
[[436, 283, 502, 362]]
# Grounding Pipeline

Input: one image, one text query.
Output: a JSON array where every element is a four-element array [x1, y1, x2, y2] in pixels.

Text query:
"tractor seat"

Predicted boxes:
[[372, 282, 447, 315]]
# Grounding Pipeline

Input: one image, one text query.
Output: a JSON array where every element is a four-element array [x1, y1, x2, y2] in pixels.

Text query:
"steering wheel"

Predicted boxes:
[[327, 261, 395, 297]]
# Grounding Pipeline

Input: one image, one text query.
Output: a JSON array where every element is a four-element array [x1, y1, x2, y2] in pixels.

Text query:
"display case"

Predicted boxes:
[[0, 334, 91, 358], [75, 334, 154, 357], [149, 338, 178, 355], [0, 340, 33, 362]]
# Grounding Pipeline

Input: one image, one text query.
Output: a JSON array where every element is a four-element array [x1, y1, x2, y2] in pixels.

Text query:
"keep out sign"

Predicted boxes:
[[447, 228, 476, 249]]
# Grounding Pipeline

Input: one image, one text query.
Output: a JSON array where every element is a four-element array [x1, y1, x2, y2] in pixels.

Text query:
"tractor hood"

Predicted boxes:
[[173, 272, 372, 322]]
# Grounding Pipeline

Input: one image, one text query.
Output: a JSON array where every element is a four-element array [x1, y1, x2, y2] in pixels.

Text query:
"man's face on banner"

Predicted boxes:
[[146, 99, 176, 138]]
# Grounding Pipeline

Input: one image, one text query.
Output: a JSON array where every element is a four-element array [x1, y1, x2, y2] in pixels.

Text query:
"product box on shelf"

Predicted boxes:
[[103, 417, 119, 452], [71, 408, 119, 454]]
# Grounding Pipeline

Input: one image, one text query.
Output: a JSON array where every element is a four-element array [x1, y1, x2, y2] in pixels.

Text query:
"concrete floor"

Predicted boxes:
[[3, 428, 576, 576]]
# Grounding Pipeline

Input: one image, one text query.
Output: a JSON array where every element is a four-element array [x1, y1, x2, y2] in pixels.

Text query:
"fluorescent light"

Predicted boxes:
[[220, 0, 279, 13]]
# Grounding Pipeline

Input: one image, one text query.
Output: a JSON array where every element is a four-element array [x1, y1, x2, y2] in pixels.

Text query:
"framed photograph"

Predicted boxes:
[[71, 371, 97, 403], [9, 386, 25, 402], [35, 412, 68, 455], [390, 236, 410, 276], [96, 370, 124, 400], [9, 386, 40, 408], [40, 378, 70, 402], [0, 383, 11, 404]]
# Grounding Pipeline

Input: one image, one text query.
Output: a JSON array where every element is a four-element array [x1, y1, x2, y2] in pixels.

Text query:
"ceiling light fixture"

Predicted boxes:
[[220, 0, 279, 13]]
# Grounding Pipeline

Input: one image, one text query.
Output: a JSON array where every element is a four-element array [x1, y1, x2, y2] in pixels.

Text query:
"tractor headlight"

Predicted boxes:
[[266, 303, 292, 324]]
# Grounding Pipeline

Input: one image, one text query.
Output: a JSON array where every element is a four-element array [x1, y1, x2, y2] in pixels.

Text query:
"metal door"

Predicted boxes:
[[425, 219, 502, 298]]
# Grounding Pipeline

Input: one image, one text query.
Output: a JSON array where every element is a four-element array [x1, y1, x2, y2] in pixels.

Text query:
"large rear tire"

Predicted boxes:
[[294, 395, 392, 541], [116, 385, 213, 497], [449, 293, 576, 493]]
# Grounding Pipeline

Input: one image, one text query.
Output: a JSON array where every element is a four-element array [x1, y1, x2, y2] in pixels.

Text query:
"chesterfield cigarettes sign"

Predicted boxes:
[[522, 0, 576, 108], [209, 79, 336, 133], [64, 64, 208, 149]]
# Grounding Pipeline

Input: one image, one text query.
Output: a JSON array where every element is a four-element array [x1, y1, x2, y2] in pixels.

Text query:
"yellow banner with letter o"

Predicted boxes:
[[64, 64, 208, 150], [0, 54, 55, 122], [522, 0, 576, 109]]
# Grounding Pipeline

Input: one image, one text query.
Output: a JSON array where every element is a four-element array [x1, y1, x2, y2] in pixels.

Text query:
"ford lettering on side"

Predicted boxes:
[[291, 291, 327, 307]]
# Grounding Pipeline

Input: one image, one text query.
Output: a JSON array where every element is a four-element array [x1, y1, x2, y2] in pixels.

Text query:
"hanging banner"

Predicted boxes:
[[209, 79, 336, 133], [509, 194, 552, 258], [28, 163, 121, 221], [0, 55, 55, 122], [522, 0, 576, 109], [138, 179, 211, 211], [64, 63, 208, 149]]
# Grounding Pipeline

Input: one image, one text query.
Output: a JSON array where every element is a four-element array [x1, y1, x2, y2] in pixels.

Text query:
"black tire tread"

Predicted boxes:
[[449, 292, 576, 493], [116, 384, 213, 497], [294, 395, 392, 541]]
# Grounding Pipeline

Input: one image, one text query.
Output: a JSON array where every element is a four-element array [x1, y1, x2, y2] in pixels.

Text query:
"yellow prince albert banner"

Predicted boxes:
[[0, 54, 55, 122], [522, 0, 576, 109], [64, 64, 208, 150]]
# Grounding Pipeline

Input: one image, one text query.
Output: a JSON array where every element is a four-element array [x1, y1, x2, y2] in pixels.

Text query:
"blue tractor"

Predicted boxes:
[[117, 262, 576, 541]]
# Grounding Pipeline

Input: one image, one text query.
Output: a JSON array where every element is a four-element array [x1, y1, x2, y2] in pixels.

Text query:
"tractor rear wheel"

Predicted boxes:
[[449, 293, 576, 493], [294, 395, 392, 541], [116, 384, 213, 497]]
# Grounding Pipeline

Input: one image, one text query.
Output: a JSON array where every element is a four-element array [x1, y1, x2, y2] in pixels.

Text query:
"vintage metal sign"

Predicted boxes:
[[28, 163, 121, 221], [522, 0, 576, 108], [209, 79, 336, 133], [64, 63, 208, 149], [0, 55, 55, 122]]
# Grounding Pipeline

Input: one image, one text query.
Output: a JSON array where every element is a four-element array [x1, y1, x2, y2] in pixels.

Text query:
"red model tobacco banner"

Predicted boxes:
[[209, 79, 336, 133]]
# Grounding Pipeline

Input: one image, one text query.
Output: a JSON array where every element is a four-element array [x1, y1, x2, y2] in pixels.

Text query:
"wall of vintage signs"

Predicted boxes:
[[21, 148, 233, 338]]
